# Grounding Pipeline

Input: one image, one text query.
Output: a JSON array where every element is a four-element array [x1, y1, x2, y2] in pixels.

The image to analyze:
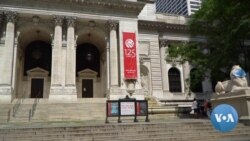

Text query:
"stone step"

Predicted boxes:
[[5, 98, 107, 122], [2, 130, 250, 141], [2, 126, 249, 137], [1, 120, 250, 141]]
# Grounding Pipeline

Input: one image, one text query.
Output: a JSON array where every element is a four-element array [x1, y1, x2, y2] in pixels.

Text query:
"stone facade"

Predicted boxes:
[[0, 0, 213, 103]]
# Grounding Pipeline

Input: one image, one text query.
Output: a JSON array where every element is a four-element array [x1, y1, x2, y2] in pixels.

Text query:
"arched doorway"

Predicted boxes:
[[76, 43, 100, 98], [16, 28, 52, 99], [24, 40, 52, 98]]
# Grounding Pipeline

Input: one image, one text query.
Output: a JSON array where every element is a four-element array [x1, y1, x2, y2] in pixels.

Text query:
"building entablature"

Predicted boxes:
[[0, 11, 119, 50], [138, 20, 188, 33], [0, 0, 146, 18], [138, 0, 156, 3], [159, 36, 207, 46]]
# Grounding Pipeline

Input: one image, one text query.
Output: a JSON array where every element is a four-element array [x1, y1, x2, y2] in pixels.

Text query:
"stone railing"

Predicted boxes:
[[29, 92, 40, 121]]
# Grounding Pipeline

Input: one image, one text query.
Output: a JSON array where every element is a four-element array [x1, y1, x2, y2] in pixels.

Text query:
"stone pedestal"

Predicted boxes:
[[0, 86, 13, 103], [108, 88, 144, 100], [49, 86, 77, 102], [211, 89, 250, 125], [0, 12, 17, 103]]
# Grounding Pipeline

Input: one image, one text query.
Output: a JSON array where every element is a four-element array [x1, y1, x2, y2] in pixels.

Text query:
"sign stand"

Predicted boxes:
[[106, 96, 149, 123]]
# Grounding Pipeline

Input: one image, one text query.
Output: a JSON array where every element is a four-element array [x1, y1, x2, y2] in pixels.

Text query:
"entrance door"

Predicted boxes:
[[82, 79, 93, 98], [31, 78, 44, 98]]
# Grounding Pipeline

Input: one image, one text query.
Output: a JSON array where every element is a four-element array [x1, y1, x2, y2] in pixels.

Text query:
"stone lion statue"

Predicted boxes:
[[215, 65, 248, 95]]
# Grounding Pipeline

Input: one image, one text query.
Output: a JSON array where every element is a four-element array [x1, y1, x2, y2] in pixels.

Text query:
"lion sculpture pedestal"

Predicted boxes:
[[213, 65, 250, 125], [212, 90, 250, 125]]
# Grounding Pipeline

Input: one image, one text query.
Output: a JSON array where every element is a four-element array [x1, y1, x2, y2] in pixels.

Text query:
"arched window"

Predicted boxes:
[[24, 40, 52, 76], [190, 68, 203, 92], [168, 67, 182, 92], [76, 43, 100, 77]]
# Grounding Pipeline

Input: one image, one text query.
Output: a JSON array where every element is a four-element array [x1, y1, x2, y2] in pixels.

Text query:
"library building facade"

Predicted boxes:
[[0, 0, 213, 103]]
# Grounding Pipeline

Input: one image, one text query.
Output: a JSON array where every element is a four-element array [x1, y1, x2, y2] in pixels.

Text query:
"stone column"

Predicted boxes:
[[183, 61, 190, 93], [12, 32, 19, 97], [64, 17, 77, 99], [106, 39, 110, 93], [0, 11, 17, 102], [159, 39, 169, 92], [65, 17, 76, 87], [0, 12, 2, 28], [106, 20, 119, 86], [50, 16, 63, 99], [202, 72, 213, 96]]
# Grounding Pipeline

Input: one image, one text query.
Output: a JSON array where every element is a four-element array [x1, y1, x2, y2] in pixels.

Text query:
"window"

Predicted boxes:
[[168, 67, 182, 92], [190, 68, 203, 92]]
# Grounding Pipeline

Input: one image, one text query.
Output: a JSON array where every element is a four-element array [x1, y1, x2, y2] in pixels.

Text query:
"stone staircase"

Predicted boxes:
[[0, 104, 12, 123], [0, 119, 250, 141], [1, 98, 250, 141], [146, 96, 192, 118], [2, 98, 194, 123], [4, 98, 107, 123]]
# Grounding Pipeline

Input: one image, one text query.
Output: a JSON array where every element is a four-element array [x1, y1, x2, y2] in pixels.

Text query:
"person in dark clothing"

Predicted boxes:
[[204, 99, 212, 118]]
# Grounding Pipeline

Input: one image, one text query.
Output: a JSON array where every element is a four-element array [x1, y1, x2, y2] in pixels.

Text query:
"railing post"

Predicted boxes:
[[29, 109, 31, 122], [7, 109, 11, 122]]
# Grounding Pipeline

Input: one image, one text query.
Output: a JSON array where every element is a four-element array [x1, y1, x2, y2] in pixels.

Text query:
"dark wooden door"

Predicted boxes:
[[31, 78, 44, 98], [82, 79, 93, 98]]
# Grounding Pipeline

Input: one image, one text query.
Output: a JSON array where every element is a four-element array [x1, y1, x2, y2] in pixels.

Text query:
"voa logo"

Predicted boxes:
[[211, 104, 238, 132], [214, 113, 235, 123]]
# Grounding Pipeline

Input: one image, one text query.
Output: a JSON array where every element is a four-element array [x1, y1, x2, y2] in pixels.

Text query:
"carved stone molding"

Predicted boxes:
[[4, 11, 17, 23], [66, 16, 76, 27], [53, 15, 64, 26], [0, 13, 3, 24], [139, 55, 150, 64], [139, 20, 188, 32], [32, 15, 40, 25], [159, 39, 168, 47], [106, 20, 118, 31]]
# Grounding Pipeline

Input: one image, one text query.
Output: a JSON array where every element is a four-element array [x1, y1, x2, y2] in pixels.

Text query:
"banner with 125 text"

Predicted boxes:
[[123, 32, 137, 79]]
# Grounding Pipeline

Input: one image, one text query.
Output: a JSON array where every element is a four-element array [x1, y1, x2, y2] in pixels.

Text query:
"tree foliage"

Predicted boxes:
[[166, 0, 250, 85]]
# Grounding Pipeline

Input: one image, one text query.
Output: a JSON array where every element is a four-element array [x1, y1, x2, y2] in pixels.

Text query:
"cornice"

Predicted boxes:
[[138, 20, 189, 32], [0, 0, 146, 18], [138, 0, 156, 3]]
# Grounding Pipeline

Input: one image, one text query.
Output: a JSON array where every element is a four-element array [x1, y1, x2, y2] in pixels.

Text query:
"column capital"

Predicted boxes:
[[66, 16, 76, 27], [4, 11, 17, 23], [106, 20, 118, 31], [159, 39, 168, 47], [0, 14, 2, 24], [53, 15, 64, 26], [0, 11, 3, 22]]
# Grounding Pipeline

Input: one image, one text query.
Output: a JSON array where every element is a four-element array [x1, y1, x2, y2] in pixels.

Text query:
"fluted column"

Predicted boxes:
[[106, 39, 110, 91], [106, 20, 119, 86], [183, 61, 190, 93], [51, 16, 63, 87], [0, 11, 17, 102], [65, 17, 76, 87], [159, 39, 169, 92]]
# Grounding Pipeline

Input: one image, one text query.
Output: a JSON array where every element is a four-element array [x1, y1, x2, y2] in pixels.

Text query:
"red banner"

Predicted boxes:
[[123, 32, 137, 79]]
